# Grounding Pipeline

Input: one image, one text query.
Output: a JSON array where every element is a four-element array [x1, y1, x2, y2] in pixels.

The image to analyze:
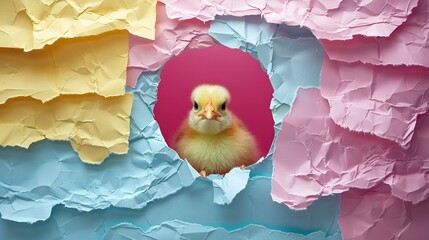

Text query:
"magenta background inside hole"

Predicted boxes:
[[154, 45, 274, 156]]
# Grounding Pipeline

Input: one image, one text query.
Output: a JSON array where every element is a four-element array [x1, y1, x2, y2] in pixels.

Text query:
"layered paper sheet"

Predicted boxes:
[[263, 0, 419, 40], [0, 93, 133, 164], [0, 30, 128, 104], [272, 88, 429, 209], [322, 0, 429, 67], [0, 178, 342, 239], [321, 56, 429, 148], [0, 0, 156, 51], [161, 0, 418, 40], [105, 221, 342, 240]]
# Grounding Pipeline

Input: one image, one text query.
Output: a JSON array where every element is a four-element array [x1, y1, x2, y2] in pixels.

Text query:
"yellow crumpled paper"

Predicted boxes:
[[0, 93, 133, 164], [0, 30, 128, 104], [0, 0, 156, 51]]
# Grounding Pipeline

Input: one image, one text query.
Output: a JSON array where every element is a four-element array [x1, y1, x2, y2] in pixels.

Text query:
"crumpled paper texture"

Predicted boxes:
[[127, 3, 215, 87], [340, 185, 429, 240], [321, 56, 429, 148], [322, 0, 429, 67], [0, 0, 156, 51], [0, 93, 133, 164], [0, 30, 128, 104], [3, 0, 427, 237], [272, 88, 429, 209], [105, 220, 342, 240], [161, 0, 418, 40], [0, 177, 341, 239]]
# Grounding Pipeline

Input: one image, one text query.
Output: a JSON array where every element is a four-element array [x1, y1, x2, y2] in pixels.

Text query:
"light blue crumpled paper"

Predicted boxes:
[[0, 177, 341, 240], [104, 221, 342, 240], [209, 167, 250, 204]]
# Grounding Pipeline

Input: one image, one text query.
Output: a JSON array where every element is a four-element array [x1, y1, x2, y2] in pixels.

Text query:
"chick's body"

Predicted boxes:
[[173, 84, 259, 175]]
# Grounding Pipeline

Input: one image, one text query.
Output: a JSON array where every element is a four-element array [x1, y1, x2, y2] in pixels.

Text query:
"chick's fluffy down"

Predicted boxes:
[[174, 114, 260, 175]]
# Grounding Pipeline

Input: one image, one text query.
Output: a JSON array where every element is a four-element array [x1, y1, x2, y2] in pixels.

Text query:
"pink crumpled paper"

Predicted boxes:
[[340, 185, 429, 240], [321, 55, 429, 148], [127, 3, 216, 87], [322, 0, 429, 67], [272, 88, 429, 210], [160, 0, 418, 40]]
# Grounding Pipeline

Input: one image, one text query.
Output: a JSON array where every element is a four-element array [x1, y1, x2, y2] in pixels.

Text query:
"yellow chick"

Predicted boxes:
[[173, 84, 260, 176]]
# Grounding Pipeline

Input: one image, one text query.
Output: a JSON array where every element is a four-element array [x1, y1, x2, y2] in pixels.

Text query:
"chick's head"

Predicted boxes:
[[188, 84, 232, 135]]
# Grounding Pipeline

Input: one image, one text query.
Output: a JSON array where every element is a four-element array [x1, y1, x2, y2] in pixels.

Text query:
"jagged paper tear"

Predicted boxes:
[[0, 0, 156, 51], [207, 15, 324, 203], [209, 15, 324, 126], [209, 167, 250, 205]]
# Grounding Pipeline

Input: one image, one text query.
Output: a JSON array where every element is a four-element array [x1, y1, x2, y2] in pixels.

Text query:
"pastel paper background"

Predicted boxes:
[[2, 0, 429, 239], [0, 10, 341, 240]]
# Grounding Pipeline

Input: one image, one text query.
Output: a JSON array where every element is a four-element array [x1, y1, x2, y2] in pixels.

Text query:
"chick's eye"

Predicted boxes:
[[221, 102, 226, 111], [193, 101, 199, 110]]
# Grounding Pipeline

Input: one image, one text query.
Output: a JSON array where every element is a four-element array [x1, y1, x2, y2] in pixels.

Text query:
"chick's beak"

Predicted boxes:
[[199, 98, 220, 120]]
